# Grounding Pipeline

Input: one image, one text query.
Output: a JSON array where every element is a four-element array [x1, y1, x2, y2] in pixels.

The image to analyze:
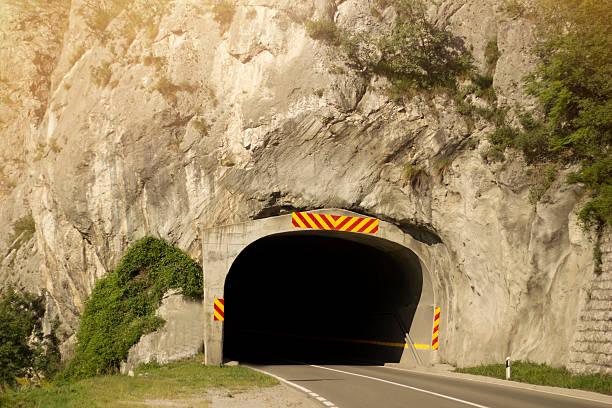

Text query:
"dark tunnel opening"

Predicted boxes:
[[223, 231, 423, 365]]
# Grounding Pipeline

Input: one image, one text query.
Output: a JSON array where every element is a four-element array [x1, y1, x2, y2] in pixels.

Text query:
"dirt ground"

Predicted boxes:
[[208, 384, 322, 408]]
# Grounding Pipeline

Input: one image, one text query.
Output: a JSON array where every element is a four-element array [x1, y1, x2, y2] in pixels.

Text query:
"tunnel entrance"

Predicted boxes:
[[223, 230, 424, 365]]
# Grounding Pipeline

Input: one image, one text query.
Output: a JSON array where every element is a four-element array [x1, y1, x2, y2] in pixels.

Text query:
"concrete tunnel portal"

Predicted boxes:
[[224, 231, 423, 364], [202, 210, 437, 367]]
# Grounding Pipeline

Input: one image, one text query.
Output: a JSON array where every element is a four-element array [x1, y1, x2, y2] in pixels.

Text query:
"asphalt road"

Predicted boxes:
[[250, 363, 612, 408]]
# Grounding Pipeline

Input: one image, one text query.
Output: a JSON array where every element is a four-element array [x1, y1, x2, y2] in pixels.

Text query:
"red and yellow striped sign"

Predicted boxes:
[[432, 306, 440, 350], [291, 212, 379, 234], [214, 298, 224, 321]]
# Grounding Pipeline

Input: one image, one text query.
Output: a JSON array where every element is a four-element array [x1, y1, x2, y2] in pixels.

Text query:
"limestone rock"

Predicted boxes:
[[120, 289, 205, 374], [0, 0, 608, 374]]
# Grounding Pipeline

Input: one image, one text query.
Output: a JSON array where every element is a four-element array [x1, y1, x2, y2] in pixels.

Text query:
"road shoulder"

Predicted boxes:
[[384, 363, 612, 406]]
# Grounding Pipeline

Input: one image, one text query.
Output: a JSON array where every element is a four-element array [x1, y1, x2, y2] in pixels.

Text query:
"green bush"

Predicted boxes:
[[0, 288, 61, 391], [59, 237, 203, 380], [486, 0, 612, 228], [374, 0, 472, 91], [306, 19, 341, 45]]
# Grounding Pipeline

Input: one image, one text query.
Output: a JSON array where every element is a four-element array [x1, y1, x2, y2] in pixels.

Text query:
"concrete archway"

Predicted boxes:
[[201, 209, 436, 366]]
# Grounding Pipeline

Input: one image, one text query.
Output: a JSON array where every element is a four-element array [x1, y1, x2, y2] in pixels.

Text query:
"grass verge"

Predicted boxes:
[[455, 361, 612, 395], [0, 356, 278, 407]]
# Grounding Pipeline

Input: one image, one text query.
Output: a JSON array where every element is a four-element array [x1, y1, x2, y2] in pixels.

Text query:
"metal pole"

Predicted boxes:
[[506, 357, 511, 380]]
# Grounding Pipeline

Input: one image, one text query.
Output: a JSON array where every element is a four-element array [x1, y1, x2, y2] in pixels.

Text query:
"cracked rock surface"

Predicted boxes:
[[0, 0, 609, 373]]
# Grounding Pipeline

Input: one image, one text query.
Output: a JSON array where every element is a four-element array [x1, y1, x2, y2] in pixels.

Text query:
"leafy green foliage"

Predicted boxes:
[[0, 288, 61, 391], [59, 237, 203, 380], [456, 360, 612, 395], [487, 0, 612, 227], [375, 0, 472, 92]]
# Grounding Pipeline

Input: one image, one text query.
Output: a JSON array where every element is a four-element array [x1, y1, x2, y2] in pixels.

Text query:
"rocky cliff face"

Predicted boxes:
[[1, 0, 609, 372]]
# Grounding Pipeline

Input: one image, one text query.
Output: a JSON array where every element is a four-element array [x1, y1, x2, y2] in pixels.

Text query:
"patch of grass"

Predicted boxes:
[[306, 19, 341, 45], [8, 214, 35, 250], [403, 164, 429, 190], [212, 0, 236, 31], [49, 138, 61, 153], [433, 157, 453, 176], [313, 88, 324, 97], [59, 237, 203, 381], [456, 361, 612, 395], [90, 61, 112, 87], [501, 0, 526, 18], [484, 37, 499, 75], [1, 357, 278, 407]]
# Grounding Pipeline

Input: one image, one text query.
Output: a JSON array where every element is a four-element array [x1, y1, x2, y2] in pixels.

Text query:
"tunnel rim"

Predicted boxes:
[[201, 208, 437, 366]]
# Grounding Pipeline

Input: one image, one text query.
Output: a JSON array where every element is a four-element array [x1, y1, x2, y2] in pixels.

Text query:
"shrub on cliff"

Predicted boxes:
[[60, 237, 203, 380], [487, 0, 612, 228], [375, 0, 472, 91]]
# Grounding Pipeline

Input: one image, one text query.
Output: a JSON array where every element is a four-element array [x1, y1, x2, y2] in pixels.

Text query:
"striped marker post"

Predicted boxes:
[[432, 306, 440, 350], [213, 298, 224, 321], [291, 212, 379, 234]]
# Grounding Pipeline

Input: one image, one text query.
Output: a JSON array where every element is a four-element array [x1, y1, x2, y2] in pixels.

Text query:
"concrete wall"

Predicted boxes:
[[201, 208, 439, 366]]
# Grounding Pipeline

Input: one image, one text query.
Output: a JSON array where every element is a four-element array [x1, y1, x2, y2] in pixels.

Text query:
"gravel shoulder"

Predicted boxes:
[[208, 384, 322, 408]]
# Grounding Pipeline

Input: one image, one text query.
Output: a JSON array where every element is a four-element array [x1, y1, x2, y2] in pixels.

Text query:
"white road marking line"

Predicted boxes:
[[244, 365, 338, 408], [384, 366, 612, 406], [309, 364, 490, 408]]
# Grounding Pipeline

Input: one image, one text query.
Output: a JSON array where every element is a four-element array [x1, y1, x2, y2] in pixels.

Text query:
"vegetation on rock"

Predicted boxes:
[[0, 288, 61, 392], [487, 0, 611, 228], [7, 214, 36, 253], [59, 237, 203, 380]]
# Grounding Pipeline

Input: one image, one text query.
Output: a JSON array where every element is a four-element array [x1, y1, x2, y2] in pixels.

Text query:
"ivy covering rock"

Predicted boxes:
[[60, 237, 203, 380]]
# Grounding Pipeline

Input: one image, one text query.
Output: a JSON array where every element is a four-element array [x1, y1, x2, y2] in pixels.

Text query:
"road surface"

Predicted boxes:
[[249, 363, 612, 408]]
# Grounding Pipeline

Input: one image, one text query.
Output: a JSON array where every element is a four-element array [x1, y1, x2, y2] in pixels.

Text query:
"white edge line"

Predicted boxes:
[[383, 366, 612, 406], [244, 364, 338, 408], [309, 364, 489, 408]]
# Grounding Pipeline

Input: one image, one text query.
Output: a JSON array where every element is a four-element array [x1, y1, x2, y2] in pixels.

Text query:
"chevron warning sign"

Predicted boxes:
[[213, 298, 224, 321], [291, 212, 379, 234], [432, 306, 440, 350]]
